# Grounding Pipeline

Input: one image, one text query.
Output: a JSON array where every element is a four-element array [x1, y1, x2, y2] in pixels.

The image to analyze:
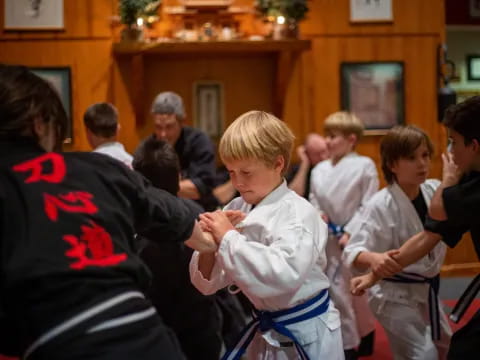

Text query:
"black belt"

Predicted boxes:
[[449, 273, 480, 323], [384, 272, 441, 340]]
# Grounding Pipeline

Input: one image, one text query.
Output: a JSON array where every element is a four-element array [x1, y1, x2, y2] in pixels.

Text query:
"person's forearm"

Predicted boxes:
[[394, 231, 442, 267], [353, 251, 373, 271], [288, 161, 310, 196], [429, 184, 448, 220], [184, 221, 218, 253], [178, 179, 200, 200], [198, 252, 217, 280]]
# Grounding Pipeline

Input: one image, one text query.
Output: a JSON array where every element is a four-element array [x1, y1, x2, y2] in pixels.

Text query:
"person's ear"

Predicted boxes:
[[33, 117, 47, 138], [348, 133, 357, 146], [116, 123, 121, 135], [471, 138, 480, 153], [274, 155, 285, 173]]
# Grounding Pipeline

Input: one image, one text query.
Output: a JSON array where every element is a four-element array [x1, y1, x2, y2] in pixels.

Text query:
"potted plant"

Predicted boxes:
[[119, 0, 161, 41], [255, 0, 308, 38]]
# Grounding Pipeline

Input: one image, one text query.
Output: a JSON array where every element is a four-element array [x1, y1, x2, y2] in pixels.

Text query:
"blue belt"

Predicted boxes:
[[221, 289, 330, 360], [328, 222, 344, 238], [384, 272, 441, 340]]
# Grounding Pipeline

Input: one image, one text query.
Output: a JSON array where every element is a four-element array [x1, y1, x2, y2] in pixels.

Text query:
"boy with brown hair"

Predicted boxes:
[[83, 102, 133, 167], [351, 96, 480, 359], [344, 125, 452, 359]]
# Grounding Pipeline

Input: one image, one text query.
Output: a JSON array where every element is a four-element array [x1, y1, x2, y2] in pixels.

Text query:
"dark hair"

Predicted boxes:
[[443, 96, 480, 145], [0, 64, 66, 148], [133, 138, 180, 195], [380, 125, 434, 184], [83, 102, 118, 138]]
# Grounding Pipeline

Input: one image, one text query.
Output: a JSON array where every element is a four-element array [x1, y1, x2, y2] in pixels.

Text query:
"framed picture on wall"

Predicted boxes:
[[466, 55, 480, 81], [350, 0, 393, 23], [4, 0, 64, 30], [470, 0, 480, 18], [193, 81, 224, 140], [341, 61, 405, 134], [30, 67, 73, 143]]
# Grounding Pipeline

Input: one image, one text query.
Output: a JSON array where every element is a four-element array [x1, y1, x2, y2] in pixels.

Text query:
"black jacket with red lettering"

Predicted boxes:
[[0, 138, 196, 356]]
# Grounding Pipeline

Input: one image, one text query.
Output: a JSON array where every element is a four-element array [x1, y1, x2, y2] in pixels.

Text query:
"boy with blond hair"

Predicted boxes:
[[309, 111, 378, 359], [190, 111, 343, 360]]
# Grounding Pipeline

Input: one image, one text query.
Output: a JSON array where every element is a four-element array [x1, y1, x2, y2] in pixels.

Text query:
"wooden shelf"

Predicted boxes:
[[112, 39, 311, 125], [113, 39, 311, 55]]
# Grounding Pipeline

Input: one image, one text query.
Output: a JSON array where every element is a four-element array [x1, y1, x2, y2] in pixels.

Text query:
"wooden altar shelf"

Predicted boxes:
[[112, 39, 311, 125]]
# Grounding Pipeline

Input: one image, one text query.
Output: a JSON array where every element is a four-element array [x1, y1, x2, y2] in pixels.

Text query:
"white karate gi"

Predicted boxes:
[[190, 181, 344, 360], [344, 180, 452, 360], [94, 142, 133, 168], [309, 152, 378, 350]]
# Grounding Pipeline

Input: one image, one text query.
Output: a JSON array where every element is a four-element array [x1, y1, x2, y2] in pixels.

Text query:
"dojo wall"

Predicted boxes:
[[1, 0, 477, 275]]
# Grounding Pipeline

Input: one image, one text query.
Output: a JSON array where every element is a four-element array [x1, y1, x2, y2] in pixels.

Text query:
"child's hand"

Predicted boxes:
[[296, 145, 309, 165], [321, 213, 329, 223], [338, 233, 350, 250], [351, 272, 378, 296], [442, 151, 463, 187], [368, 250, 401, 278], [199, 210, 236, 243], [223, 210, 246, 226]]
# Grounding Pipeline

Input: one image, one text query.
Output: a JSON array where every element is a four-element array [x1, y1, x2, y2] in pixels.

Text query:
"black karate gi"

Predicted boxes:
[[0, 138, 197, 360], [139, 199, 222, 360], [137, 127, 217, 211], [425, 171, 480, 360]]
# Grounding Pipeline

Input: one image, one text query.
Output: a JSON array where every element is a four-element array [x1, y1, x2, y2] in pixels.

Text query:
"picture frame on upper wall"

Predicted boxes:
[[4, 0, 64, 30], [466, 55, 480, 81], [30, 67, 73, 144], [341, 61, 405, 135], [193, 81, 224, 141], [350, 0, 393, 23], [470, 0, 480, 18]]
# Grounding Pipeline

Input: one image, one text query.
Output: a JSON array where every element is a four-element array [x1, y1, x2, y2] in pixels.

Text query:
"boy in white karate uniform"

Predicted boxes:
[[189, 111, 343, 360], [309, 112, 378, 359], [344, 126, 452, 360]]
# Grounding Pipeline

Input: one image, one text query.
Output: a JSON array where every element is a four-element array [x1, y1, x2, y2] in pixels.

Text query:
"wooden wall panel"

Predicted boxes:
[[113, 53, 275, 152], [302, 0, 445, 36], [0, 0, 115, 39], [0, 0, 477, 274], [306, 35, 446, 183], [0, 40, 114, 151]]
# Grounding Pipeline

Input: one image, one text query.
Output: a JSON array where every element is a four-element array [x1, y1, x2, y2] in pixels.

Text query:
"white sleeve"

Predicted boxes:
[[189, 251, 232, 295], [216, 221, 324, 298], [343, 203, 394, 273], [308, 167, 325, 215], [345, 160, 379, 231]]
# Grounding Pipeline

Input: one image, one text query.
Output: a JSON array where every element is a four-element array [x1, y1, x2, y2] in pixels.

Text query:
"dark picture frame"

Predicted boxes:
[[466, 55, 480, 81], [30, 67, 73, 143], [341, 61, 405, 134], [193, 81, 224, 140]]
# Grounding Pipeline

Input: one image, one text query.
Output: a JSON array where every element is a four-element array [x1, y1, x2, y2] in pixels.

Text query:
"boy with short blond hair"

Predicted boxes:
[[190, 111, 343, 360], [309, 111, 378, 359]]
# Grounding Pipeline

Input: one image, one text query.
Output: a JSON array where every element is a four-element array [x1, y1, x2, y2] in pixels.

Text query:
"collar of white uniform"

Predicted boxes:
[[95, 141, 125, 151], [249, 179, 289, 211]]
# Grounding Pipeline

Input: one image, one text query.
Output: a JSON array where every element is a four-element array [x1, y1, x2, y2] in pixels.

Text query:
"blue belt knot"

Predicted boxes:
[[221, 289, 330, 360]]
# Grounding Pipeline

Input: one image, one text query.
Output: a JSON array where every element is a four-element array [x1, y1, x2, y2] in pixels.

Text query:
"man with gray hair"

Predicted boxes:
[[135, 91, 217, 211]]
